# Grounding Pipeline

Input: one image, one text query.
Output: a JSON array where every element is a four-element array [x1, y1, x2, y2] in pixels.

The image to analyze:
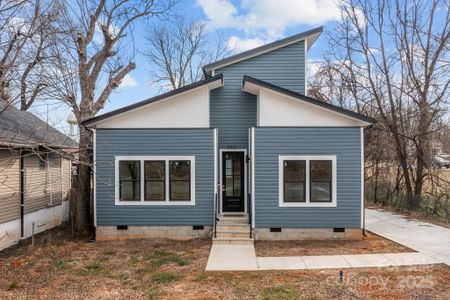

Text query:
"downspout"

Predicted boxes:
[[19, 149, 24, 238], [361, 126, 367, 237]]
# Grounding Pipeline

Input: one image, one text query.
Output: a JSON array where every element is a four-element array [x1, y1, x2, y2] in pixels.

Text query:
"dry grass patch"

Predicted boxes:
[[255, 231, 411, 257], [0, 226, 449, 300]]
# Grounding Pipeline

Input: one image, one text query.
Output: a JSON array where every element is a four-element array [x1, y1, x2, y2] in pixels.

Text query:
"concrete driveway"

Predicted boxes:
[[365, 209, 450, 266]]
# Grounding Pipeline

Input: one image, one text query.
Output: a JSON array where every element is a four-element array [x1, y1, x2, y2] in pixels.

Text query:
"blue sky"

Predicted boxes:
[[33, 0, 343, 133]]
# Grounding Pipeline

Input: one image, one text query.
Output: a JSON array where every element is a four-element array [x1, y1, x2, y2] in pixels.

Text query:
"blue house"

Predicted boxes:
[[84, 27, 375, 242]]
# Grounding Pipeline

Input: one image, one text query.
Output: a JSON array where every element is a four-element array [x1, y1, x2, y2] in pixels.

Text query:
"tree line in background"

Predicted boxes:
[[0, 0, 230, 235], [1, 0, 449, 234], [309, 0, 450, 221]]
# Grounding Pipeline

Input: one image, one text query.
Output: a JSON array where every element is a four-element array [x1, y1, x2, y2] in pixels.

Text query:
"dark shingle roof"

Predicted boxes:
[[0, 101, 78, 149]]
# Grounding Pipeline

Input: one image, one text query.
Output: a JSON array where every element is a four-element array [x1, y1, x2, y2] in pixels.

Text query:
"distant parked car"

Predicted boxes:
[[434, 155, 450, 169]]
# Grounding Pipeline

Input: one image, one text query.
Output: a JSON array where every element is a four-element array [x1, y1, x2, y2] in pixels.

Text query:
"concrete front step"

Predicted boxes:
[[216, 224, 250, 233], [216, 231, 251, 239], [212, 237, 254, 245], [216, 217, 249, 225]]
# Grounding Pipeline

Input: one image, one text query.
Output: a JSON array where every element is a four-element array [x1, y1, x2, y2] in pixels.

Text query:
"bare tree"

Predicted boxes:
[[144, 18, 231, 90], [309, 0, 450, 209], [47, 0, 175, 235], [0, 0, 59, 112]]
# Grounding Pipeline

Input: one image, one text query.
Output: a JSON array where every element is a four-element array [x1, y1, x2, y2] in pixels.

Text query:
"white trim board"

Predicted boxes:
[[278, 155, 337, 208], [219, 149, 247, 214], [93, 129, 97, 226], [114, 155, 195, 206], [251, 128, 255, 228], [361, 127, 365, 228]]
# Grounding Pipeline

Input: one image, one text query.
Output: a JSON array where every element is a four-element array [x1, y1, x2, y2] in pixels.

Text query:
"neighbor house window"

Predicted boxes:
[[144, 161, 165, 201], [169, 160, 191, 201], [115, 156, 195, 205], [119, 161, 140, 201], [279, 156, 336, 207]]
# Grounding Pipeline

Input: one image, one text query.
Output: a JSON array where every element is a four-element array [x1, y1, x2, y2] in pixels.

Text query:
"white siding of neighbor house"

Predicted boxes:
[[24, 153, 63, 213], [97, 86, 210, 129], [0, 151, 72, 251], [0, 149, 20, 224]]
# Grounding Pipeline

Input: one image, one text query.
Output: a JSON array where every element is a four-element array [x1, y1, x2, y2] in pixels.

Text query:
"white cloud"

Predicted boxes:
[[307, 59, 323, 78], [196, 0, 239, 28], [119, 74, 138, 88], [197, 0, 342, 39], [227, 35, 266, 51]]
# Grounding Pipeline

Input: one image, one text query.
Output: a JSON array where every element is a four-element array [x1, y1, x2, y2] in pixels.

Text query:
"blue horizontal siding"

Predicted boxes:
[[211, 40, 306, 149], [95, 129, 214, 226], [254, 127, 362, 228]]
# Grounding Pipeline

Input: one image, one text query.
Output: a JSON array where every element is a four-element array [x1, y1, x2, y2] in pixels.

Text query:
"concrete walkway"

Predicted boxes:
[[206, 245, 439, 271], [206, 209, 449, 271], [206, 244, 258, 271], [206, 209, 450, 271], [366, 208, 450, 266], [206, 244, 438, 271]]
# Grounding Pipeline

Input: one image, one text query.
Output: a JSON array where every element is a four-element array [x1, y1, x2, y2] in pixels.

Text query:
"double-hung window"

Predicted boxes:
[[279, 156, 336, 207], [144, 161, 165, 201], [119, 161, 141, 201], [116, 156, 195, 205]]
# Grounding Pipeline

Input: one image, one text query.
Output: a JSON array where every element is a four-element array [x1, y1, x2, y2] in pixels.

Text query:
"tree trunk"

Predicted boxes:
[[373, 158, 380, 204], [75, 126, 93, 236]]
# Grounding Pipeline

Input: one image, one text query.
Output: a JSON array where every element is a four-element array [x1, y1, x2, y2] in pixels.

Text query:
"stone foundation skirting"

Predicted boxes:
[[254, 228, 363, 240], [96, 225, 213, 241]]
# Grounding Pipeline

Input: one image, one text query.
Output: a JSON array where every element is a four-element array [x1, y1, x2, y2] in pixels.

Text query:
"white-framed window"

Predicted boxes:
[[115, 156, 195, 205], [279, 155, 337, 207]]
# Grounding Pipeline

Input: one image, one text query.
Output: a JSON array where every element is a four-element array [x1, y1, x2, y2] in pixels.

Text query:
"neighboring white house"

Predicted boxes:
[[0, 101, 77, 251]]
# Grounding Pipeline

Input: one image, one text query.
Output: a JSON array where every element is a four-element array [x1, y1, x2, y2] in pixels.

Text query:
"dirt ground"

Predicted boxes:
[[1, 227, 449, 300], [255, 231, 411, 257]]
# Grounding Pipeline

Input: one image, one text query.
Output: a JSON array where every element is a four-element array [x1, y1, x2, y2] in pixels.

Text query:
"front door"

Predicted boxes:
[[222, 151, 245, 212]]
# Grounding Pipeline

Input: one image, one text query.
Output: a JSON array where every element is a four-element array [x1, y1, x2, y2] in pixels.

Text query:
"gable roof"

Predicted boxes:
[[203, 26, 323, 75], [0, 101, 78, 149], [83, 73, 224, 127], [242, 75, 375, 125]]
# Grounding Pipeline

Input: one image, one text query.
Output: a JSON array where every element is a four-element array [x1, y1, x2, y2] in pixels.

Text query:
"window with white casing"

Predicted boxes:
[[115, 156, 195, 205], [279, 156, 337, 207]]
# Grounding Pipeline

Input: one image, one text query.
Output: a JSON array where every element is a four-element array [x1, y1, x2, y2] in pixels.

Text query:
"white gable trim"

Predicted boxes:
[[87, 76, 223, 128], [96, 84, 217, 129], [244, 83, 371, 127]]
